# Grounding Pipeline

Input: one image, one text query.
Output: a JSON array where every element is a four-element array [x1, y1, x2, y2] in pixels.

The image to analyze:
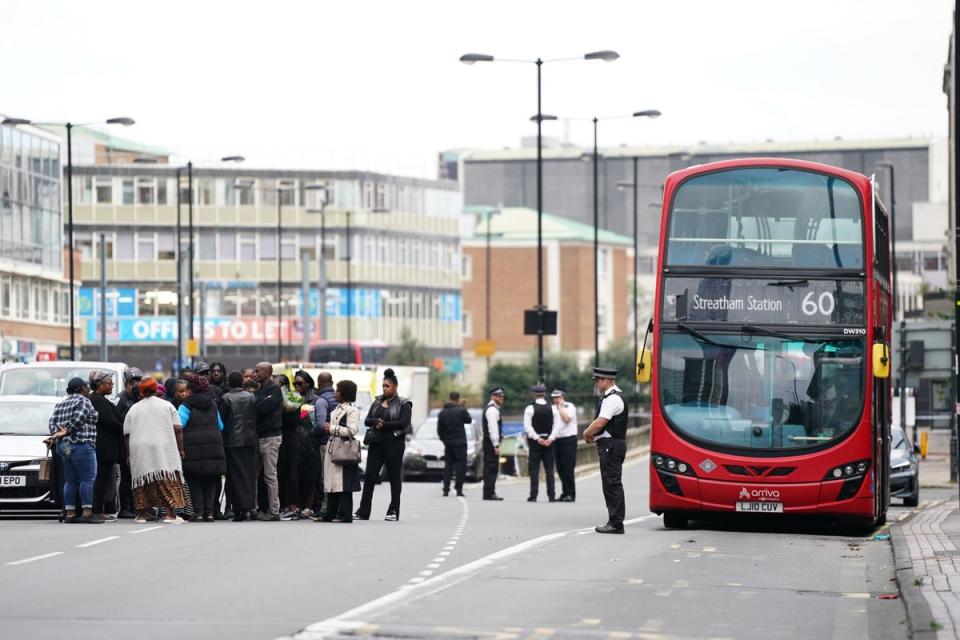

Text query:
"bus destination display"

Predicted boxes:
[[661, 277, 865, 326]]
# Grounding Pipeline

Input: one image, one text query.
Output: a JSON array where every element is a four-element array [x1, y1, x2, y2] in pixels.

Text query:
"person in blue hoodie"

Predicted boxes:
[[310, 372, 335, 516]]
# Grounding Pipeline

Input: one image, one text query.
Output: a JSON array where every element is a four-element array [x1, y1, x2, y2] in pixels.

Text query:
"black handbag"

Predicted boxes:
[[363, 427, 381, 446]]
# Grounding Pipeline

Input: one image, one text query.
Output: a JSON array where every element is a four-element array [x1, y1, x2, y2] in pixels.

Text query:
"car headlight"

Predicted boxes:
[[891, 462, 912, 472]]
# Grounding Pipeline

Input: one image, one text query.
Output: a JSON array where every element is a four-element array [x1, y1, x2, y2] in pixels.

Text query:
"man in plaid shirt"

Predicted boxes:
[[47, 377, 102, 524]]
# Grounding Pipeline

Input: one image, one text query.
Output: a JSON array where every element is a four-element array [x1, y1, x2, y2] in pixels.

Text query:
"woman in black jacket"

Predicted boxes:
[[179, 374, 226, 522], [355, 369, 411, 521], [89, 371, 124, 519]]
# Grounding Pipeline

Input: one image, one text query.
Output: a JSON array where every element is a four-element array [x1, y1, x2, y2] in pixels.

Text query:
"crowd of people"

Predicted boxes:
[[44, 362, 412, 525], [45, 360, 630, 535]]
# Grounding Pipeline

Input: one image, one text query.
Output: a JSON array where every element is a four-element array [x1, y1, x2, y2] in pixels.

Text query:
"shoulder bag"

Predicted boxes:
[[329, 411, 361, 464], [38, 446, 52, 482]]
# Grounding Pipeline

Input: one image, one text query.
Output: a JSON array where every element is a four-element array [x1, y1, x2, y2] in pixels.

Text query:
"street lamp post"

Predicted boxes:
[[1, 116, 135, 361], [461, 49, 619, 382], [586, 111, 660, 367], [877, 161, 907, 444], [306, 183, 331, 348]]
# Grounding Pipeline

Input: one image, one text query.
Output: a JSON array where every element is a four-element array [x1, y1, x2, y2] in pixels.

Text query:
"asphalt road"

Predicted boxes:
[[0, 454, 921, 640]]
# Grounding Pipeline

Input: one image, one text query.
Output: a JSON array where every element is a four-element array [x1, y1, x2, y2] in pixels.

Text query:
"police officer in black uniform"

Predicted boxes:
[[481, 387, 505, 501], [523, 383, 558, 502], [583, 367, 628, 534]]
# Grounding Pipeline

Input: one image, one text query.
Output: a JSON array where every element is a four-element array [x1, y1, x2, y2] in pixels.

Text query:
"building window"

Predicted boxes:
[[260, 232, 277, 260], [137, 178, 155, 205], [219, 232, 236, 261], [137, 233, 156, 261], [95, 179, 112, 204], [462, 311, 472, 337], [116, 232, 134, 260], [1, 278, 9, 317], [139, 290, 157, 316], [156, 289, 177, 316], [158, 232, 175, 260], [461, 255, 472, 281], [199, 231, 216, 260], [157, 179, 167, 205], [122, 179, 134, 205], [239, 234, 256, 261]]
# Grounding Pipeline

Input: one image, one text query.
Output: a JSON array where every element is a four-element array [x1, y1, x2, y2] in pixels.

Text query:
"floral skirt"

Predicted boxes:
[[132, 472, 188, 511]]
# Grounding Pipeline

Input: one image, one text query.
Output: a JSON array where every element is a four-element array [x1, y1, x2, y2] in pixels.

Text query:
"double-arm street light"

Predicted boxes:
[[135, 155, 244, 371], [461, 49, 619, 383], [305, 184, 332, 347], [581, 111, 660, 367], [235, 179, 295, 363], [876, 161, 906, 443], [1, 116, 135, 361]]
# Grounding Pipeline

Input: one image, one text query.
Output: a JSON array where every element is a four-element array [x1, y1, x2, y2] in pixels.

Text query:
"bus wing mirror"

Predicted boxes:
[[636, 348, 652, 384], [872, 343, 890, 379], [636, 318, 654, 384]]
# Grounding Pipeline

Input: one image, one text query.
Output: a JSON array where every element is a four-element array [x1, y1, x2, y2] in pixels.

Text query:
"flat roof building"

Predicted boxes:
[[0, 118, 73, 361], [69, 160, 463, 373], [460, 207, 633, 387]]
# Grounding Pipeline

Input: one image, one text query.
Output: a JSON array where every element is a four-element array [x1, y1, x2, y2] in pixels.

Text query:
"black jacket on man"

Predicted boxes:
[[254, 380, 283, 439], [90, 392, 124, 463], [220, 388, 258, 448], [437, 402, 471, 447], [181, 393, 226, 476], [117, 388, 139, 420]]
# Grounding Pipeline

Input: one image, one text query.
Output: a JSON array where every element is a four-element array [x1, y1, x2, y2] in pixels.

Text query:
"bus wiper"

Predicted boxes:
[[677, 324, 755, 350], [741, 324, 811, 343], [767, 279, 808, 288]]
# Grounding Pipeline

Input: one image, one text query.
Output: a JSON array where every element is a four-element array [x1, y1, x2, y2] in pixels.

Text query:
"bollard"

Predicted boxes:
[[921, 431, 929, 459]]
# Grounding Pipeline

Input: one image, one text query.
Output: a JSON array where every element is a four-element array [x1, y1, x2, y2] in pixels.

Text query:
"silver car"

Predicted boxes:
[[402, 410, 484, 482], [0, 361, 128, 403], [889, 425, 920, 507], [0, 396, 60, 512]]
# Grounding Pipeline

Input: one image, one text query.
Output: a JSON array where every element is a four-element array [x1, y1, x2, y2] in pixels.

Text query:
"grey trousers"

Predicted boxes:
[[256, 436, 282, 515]]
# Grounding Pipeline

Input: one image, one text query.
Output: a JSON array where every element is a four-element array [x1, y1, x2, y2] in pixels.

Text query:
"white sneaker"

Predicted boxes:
[[163, 516, 185, 525]]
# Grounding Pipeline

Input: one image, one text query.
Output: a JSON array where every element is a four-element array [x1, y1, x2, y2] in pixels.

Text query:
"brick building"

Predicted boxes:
[[460, 207, 632, 387]]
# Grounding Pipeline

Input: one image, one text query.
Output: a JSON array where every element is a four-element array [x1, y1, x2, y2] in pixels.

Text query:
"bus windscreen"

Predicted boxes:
[[665, 168, 863, 270], [658, 333, 864, 451]]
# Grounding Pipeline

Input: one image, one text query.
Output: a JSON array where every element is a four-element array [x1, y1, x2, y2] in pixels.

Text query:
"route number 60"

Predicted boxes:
[[802, 291, 835, 316]]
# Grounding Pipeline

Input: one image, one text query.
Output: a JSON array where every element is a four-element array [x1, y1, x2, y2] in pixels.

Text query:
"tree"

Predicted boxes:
[[386, 326, 429, 366]]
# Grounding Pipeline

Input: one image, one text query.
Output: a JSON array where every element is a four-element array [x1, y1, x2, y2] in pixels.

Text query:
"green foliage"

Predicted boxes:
[[386, 327, 429, 366], [481, 338, 649, 414]]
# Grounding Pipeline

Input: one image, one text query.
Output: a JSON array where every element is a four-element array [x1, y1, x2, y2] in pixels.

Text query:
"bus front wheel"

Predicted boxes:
[[663, 512, 687, 529]]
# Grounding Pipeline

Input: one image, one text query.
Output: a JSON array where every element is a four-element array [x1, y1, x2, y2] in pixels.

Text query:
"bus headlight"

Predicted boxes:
[[824, 460, 870, 480]]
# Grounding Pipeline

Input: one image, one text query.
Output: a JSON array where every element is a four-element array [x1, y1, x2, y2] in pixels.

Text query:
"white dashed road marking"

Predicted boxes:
[[6, 551, 63, 566], [76, 536, 119, 548]]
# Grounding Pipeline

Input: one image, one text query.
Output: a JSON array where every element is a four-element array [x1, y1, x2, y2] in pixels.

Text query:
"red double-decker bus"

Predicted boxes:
[[640, 158, 893, 528]]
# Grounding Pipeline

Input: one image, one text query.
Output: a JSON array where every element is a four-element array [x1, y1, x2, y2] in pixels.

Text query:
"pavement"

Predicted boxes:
[[0, 444, 917, 640], [889, 428, 960, 639]]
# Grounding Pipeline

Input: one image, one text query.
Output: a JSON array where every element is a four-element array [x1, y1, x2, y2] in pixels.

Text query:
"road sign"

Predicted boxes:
[[474, 340, 496, 357], [186, 339, 200, 357]]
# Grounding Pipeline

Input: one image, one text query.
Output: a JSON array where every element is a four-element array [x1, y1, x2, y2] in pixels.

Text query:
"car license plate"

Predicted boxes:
[[736, 501, 783, 513], [0, 475, 26, 487], [426, 461, 445, 469]]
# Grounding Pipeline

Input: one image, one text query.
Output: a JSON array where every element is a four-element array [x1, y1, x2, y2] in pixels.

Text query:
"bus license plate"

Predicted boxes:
[[736, 501, 783, 513], [0, 475, 26, 487]]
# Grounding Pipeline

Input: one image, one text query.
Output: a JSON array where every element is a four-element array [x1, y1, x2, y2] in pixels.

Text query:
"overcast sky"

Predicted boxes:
[[2, 0, 952, 177]]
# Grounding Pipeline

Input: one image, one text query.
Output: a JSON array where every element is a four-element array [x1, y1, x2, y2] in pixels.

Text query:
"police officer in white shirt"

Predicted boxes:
[[582, 367, 628, 534], [551, 388, 578, 502], [481, 387, 505, 501], [523, 383, 559, 502]]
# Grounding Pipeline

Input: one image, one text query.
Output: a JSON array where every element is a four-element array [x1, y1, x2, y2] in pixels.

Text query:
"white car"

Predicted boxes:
[[0, 361, 129, 403], [0, 396, 60, 512]]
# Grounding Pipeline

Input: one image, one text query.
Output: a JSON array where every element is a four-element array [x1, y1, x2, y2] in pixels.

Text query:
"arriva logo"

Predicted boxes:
[[738, 487, 781, 500]]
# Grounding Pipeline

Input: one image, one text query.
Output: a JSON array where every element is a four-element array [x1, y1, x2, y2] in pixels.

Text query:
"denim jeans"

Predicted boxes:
[[58, 441, 97, 510]]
